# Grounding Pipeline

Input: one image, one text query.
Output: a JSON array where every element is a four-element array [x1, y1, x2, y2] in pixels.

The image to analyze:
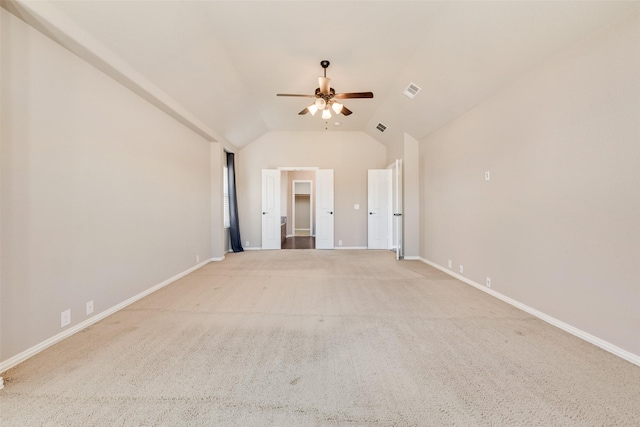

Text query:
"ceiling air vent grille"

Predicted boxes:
[[376, 123, 387, 133], [403, 82, 422, 99]]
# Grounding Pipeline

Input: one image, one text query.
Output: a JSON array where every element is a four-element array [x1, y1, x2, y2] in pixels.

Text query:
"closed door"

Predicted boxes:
[[261, 169, 281, 249], [315, 169, 334, 249], [368, 169, 391, 249]]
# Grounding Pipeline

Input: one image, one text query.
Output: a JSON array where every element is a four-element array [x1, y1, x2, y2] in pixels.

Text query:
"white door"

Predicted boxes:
[[391, 159, 403, 260], [261, 169, 281, 250], [315, 169, 334, 249], [368, 169, 391, 249]]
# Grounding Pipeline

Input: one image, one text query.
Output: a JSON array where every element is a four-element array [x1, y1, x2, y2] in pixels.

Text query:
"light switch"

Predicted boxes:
[[354, 204, 360, 209]]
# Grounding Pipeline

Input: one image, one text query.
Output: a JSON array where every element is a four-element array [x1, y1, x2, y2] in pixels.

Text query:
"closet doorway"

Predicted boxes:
[[262, 167, 334, 250], [292, 180, 313, 236]]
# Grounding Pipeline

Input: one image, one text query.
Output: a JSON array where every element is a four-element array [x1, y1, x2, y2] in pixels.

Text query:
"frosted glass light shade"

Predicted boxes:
[[322, 109, 332, 119]]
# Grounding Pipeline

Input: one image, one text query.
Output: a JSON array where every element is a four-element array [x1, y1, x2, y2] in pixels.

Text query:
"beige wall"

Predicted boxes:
[[403, 134, 420, 258], [237, 131, 386, 248], [1, 11, 216, 361], [419, 15, 640, 357]]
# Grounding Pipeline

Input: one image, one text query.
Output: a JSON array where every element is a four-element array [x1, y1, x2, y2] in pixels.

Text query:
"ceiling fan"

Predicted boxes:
[[277, 60, 374, 119]]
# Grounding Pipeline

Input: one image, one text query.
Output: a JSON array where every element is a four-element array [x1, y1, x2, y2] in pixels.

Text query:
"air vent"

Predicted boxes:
[[403, 82, 422, 99], [376, 123, 387, 132]]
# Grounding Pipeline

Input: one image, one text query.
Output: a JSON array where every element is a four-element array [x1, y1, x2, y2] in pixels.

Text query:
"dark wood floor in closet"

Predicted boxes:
[[282, 236, 315, 250]]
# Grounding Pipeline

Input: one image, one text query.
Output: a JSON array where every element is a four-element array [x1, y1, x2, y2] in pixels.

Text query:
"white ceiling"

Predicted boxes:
[[13, 1, 640, 148]]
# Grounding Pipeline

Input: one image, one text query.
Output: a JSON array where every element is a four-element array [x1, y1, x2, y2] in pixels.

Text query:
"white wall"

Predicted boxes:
[[1, 10, 215, 362], [237, 131, 386, 248], [419, 15, 640, 358]]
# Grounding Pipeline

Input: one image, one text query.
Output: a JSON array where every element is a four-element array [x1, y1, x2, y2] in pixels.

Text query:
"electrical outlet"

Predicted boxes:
[[245, 241, 249, 247], [196, 255, 200, 263], [486, 277, 492, 288], [448, 259, 452, 269], [61, 309, 71, 328], [338, 240, 343, 246], [86, 300, 94, 315], [485, 171, 491, 181], [459, 265, 464, 274]]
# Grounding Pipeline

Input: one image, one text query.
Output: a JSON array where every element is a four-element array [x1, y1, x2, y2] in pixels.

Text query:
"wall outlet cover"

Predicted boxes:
[[86, 300, 94, 315], [61, 309, 71, 328]]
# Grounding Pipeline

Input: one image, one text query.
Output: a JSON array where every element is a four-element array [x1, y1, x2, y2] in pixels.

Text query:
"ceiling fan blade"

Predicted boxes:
[[334, 92, 374, 99], [340, 105, 353, 116], [319, 77, 331, 95], [277, 93, 316, 98], [298, 107, 309, 115]]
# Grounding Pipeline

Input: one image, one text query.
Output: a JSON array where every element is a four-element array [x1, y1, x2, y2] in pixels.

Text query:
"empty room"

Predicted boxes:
[[1, 1, 639, 425]]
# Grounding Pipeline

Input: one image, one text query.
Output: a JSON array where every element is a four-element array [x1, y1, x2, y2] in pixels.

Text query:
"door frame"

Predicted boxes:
[[262, 167, 333, 250], [292, 180, 314, 236], [387, 159, 403, 260]]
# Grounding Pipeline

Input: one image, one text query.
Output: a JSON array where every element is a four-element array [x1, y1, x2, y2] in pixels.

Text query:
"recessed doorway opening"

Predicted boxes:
[[262, 167, 334, 250]]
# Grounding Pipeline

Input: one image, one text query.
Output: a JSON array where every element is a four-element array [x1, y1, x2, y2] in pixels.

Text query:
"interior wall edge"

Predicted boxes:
[[0, 0, 225, 144], [418, 257, 640, 368], [0, 258, 214, 375]]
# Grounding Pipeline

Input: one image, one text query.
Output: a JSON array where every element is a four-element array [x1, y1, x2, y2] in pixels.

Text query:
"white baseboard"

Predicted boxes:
[[335, 246, 368, 250], [403, 256, 420, 260], [243, 247, 262, 251], [419, 257, 640, 367], [210, 256, 225, 261], [0, 258, 212, 375]]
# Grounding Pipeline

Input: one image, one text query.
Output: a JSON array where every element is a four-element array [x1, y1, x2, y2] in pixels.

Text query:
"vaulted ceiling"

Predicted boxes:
[[6, 1, 638, 149]]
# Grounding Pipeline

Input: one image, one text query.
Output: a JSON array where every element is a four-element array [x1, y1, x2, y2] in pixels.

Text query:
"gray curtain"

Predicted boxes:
[[227, 152, 244, 252]]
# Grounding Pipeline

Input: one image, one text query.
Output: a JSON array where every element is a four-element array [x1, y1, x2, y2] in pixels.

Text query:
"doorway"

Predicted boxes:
[[292, 180, 313, 236], [261, 168, 334, 250]]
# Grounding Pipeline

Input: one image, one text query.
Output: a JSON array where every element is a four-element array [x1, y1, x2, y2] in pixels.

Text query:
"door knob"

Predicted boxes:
[[369, 212, 375, 215], [329, 211, 333, 215], [262, 212, 267, 215]]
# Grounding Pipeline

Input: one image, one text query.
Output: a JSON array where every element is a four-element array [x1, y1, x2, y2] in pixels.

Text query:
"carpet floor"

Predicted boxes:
[[1, 250, 639, 426]]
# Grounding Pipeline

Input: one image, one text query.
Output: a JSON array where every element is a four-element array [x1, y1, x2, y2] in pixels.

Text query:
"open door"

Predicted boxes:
[[261, 169, 281, 249], [368, 169, 391, 249], [315, 169, 334, 249], [390, 159, 403, 260]]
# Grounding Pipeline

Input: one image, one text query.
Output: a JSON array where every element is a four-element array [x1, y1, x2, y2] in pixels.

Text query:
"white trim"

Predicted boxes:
[[0, 259, 212, 374], [419, 257, 640, 367], [244, 247, 263, 251], [292, 180, 313, 237], [335, 246, 368, 250], [403, 256, 420, 260], [210, 256, 225, 261], [277, 166, 319, 171]]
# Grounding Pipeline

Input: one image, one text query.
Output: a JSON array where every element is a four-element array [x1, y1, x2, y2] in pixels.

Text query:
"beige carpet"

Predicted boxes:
[[2, 250, 639, 426]]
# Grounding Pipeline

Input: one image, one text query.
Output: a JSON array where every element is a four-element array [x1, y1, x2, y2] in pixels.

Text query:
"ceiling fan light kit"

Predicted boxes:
[[277, 60, 373, 119]]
